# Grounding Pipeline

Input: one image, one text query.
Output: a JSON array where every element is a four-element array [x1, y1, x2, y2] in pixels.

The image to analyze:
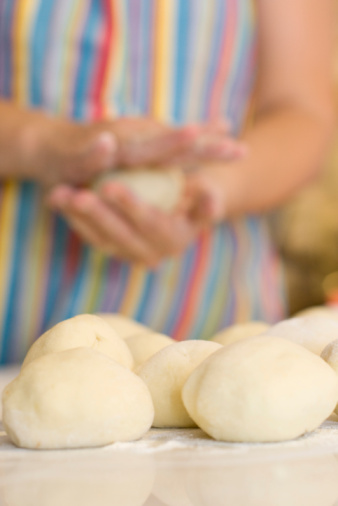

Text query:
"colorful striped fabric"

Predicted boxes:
[[0, 0, 286, 364]]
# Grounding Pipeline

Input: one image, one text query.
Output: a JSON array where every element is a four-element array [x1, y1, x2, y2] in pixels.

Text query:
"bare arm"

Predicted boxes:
[[188, 0, 336, 220]]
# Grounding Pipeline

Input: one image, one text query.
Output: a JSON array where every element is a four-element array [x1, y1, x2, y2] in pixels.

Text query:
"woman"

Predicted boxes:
[[0, 0, 334, 363]]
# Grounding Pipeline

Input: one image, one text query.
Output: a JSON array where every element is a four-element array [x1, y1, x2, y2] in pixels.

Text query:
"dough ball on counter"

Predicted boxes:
[[182, 336, 338, 443], [295, 305, 338, 320], [95, 168, 184, 213], [3, 348, 154, 449], [22, 314, 133, 370], [211, 321, 270, 347], [125, 332, 173, 371], [262, 316, 338, 355], [321, 339, 338, 414], [96, 312, 149, 339], [138, 341, 222, 428]]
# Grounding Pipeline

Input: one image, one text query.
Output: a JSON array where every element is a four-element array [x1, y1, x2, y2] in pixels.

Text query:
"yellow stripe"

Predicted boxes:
[[0, 183, 19, 322], [58, 0, 86, 115], [152, 0, 175, 120], [119, 264, 146, 317], [13, 0, 40, 104], [24, 206, 52, 348], [83, 250, 106, 312]]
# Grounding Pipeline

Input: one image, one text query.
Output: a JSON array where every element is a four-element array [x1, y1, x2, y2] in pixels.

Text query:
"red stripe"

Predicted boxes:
[[172, 231, 212, 341], [63, 231, 83, 284], [208, 0, 237, 119], [91, 0, 115, 120]]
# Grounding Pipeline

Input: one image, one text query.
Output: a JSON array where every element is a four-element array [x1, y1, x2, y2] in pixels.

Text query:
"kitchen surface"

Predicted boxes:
[[1, 366, 338, 506]]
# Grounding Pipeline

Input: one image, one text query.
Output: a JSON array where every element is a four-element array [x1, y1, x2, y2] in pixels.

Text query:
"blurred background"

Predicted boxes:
[[273, 3, 338, 315]]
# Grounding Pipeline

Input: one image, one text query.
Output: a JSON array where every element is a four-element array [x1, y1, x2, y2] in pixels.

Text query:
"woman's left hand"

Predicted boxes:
[[46, 182, 202, 267]]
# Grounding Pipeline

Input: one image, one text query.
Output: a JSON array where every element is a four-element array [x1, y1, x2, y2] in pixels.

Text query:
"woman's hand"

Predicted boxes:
[[10, 107, 244, 188], [46, 182, 202, 266]]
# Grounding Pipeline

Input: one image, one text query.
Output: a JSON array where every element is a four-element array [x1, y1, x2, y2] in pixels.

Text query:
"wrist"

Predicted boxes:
[[17, 109, 56, 182]]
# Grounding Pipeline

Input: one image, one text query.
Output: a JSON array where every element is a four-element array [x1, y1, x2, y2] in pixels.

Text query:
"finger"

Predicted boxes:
[[119, 127, 198, 167], [44, 184, 76, 210]]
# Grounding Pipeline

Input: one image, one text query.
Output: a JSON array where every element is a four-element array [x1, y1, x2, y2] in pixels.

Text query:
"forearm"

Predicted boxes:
[[222, 103, 335, 218], [0, 100, 47, 180]]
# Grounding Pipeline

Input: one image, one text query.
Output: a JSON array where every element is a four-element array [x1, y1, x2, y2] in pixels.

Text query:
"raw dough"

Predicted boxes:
[[138, 341, 221, 428], [95, 168, 184, 213], [295, 305, 338, 320], [22, 314, 133, 370], [262, 317, 338, 355], [125, 332, 173, 371], [321, 339, 338, 414], [182, 336, 338, 442], [211, 321, 270, 347], [96, 313, 148, 339], [3, 348, 154, 449]]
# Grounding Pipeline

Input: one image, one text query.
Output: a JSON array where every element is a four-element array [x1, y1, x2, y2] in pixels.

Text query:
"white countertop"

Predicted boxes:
[[1, 366, 338, 506]]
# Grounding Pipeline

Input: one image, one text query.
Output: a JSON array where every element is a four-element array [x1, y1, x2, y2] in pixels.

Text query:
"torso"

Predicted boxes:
[[0, 0, 286, 363]]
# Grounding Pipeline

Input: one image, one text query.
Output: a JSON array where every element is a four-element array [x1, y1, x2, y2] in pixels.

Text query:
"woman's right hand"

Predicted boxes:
[[20, 115, 201, 187]]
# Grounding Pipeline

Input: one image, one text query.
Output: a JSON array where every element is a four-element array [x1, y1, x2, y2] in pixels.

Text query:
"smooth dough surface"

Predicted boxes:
[[96, 313, 148, 339], [125, 332, 173, 371], [138, 341, 221, 428], [22, 314, 133, 370], [262, 316, 338, 355], [182, 336, 338, 442], [211, 321, 270, 347], [95, 168, 184, 213], [3, 348, 154, 449]]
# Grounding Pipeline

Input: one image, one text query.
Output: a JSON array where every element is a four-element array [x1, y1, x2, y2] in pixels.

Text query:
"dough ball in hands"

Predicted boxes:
[[262, 316, 338, 355], [22, 314, 133, 369], [211, 321, 270, 347], [95, 168, 184, 213], [3, 348, 154, 449], [125, 332, 173, 371], [96, 313, 148, 339], [182, 336, 338, 443], [138, 341, 221, 428]]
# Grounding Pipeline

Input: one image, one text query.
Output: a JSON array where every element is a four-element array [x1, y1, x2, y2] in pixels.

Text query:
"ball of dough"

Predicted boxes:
[[3, 348, 154, 449], [96, 313, 148, 339], [262, 317, 338, 355], [321, 339, 338, 414], [95, 168, 184, 213], [125, 332, 173, 371], [211, 321, 270, 347], [182, 336, 338, 442], [138, 341, 222, 428], [295, 305, 338, 320], [22, 314, 133, 370]]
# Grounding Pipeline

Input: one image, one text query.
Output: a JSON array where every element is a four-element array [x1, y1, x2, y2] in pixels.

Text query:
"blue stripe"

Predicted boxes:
[[30, 1, 55, 106], [189, 229, 223, 340], [40, 215, 71, 331], [172, 0, 190, 123], [0, 183, 36, 363], [133, 272, 153, 324], [72, 1, 101, 120], [0, 0, 16, 97], [137, 0, 154, 114]]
